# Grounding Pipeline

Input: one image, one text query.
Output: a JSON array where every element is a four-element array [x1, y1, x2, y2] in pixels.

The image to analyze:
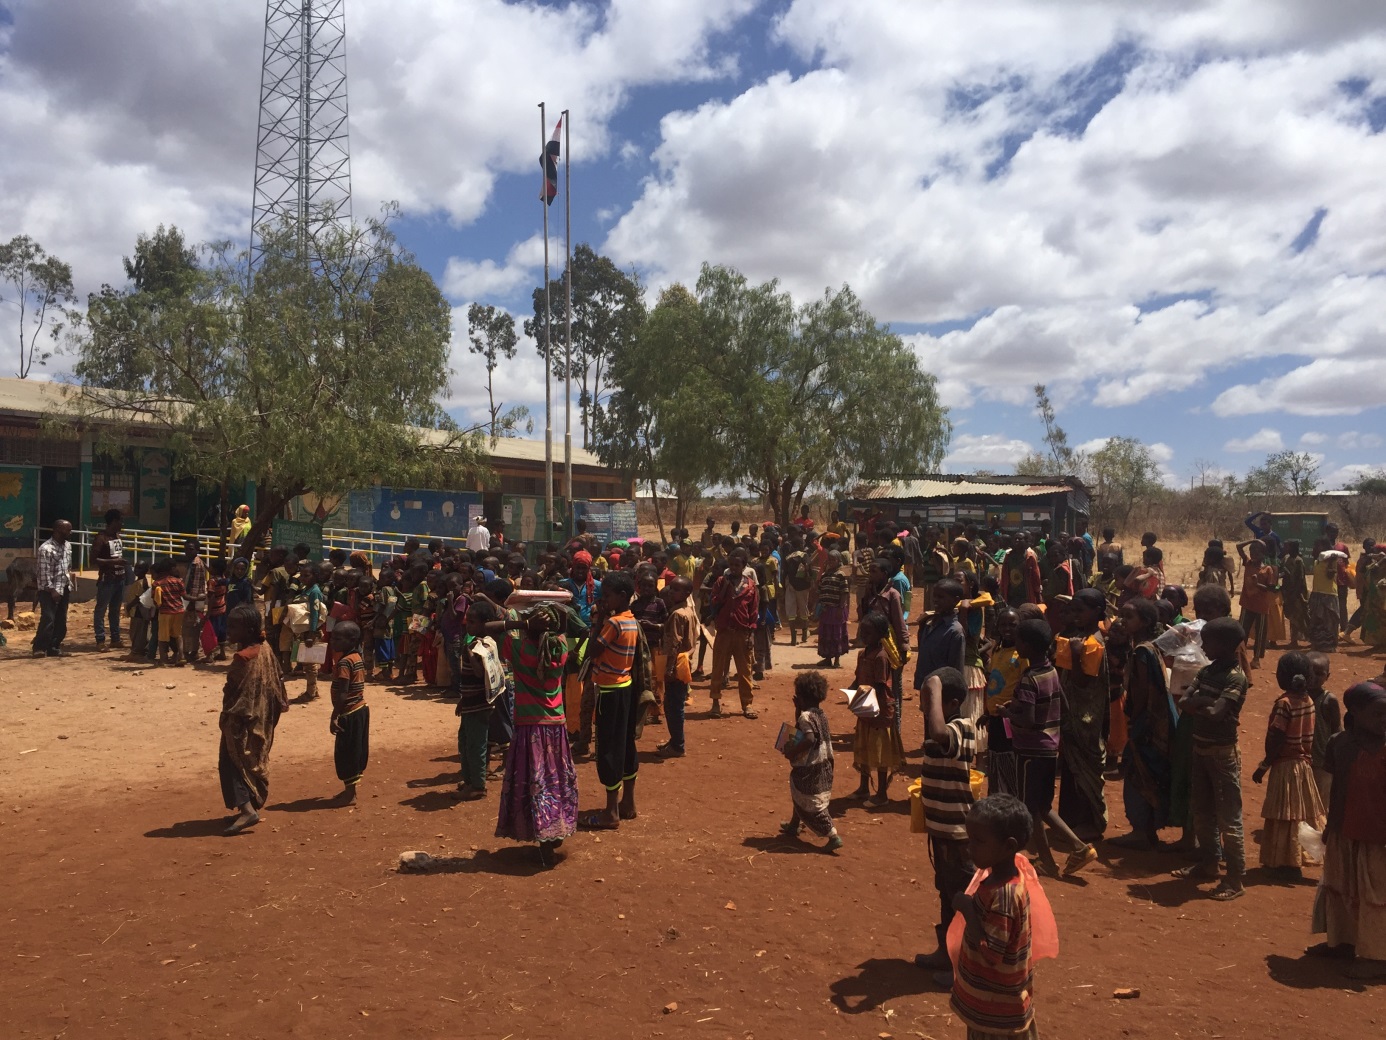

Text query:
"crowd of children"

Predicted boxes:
[[63, 506, 1386, 1030]]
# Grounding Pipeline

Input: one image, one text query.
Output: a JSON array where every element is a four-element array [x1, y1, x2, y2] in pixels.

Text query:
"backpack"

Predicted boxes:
[[786, 552, 812, 591]]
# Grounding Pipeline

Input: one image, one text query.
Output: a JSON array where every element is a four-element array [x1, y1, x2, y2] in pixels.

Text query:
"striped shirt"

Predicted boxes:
[[817, 570, 849, 607], [1268, 690, 1315, 762], [1190, 661, 1248, 748], [951, 872, 1034, 1034], [592, 612, 639, 687], [331, 652, 367, 717], [36, 537, 73, 594], [505, 631, 567, 725], [1011, 663, 1062, 756], [920, 716, 976, 840]]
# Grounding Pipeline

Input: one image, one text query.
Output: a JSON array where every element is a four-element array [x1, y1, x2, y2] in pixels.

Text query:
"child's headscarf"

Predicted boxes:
[[571, 550, 597, 599]]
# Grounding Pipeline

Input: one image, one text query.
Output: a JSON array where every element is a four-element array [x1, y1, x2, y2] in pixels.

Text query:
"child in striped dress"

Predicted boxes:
[[1252, 651, 1325, 875]]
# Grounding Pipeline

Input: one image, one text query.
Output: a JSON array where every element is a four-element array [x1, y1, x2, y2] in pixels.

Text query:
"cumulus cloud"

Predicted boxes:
[[443, 235, 547, 300], [942, 433, 1037, 472], [1224, 428, 1285, 453], [1337, 431, 1384, 451], [605, 0, 1386, 415], [1300, 431, 1329, 446]]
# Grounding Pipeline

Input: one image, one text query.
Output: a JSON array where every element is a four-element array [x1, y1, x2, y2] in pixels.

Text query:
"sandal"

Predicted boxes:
[[779, 820, 801, 837], [709, 703, 723, 718], [1172, 864, 1219, 881], [743, 709, 759, 721], [1063, 844, 1098, 876], [1210, 882, 1245, 901], [578, 812, 619, 831]]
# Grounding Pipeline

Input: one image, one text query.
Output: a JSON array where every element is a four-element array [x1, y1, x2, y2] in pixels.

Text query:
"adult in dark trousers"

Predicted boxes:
[[92, 508, 128, 651], [32, 520, 76, 657]]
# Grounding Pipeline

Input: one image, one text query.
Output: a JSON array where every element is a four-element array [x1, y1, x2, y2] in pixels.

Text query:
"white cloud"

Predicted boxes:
[[1321, 461, 1386, 491], [442, 234, 546, 300], [1223, 428, 1284, 453], [1300, 431, 1328, 446], [604, 1, 1386, 415], [1337, 431, 1384, 451], [941, 433, 1036, 472]]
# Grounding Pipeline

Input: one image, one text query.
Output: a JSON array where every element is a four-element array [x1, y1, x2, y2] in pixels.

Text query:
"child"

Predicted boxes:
[[1307, 652, 1341, 803], [779, 670, 842, 851], [1003, 618, 1096, 877], [852, 611, 904, 806], [226, 556, 254, 611], [219, 604, 288, 836], [373, 570, 400, 682], [207, 558, 229, 661], [1235, 538, 1277, 667], [581, 570, 641, 830], [658, 576, 699, 759], [950, 793, 1043, 1039], [328, 621, 369, 804], [915, 666, 978, 986], [1199, 541, 1232, 593], [289, 561, 325, 700], [982, 607, 1025, 798], [152, 558, 186, 667], [1172, 616, 1249, 900], [815, 551, 851, 669], [1252, 651, 1326, 875], [630, 569, 668, 724], [455, 600, 503, 800], [1309, 681, 1386, 979], [493, 602, 578, 867], [1111, 597, 1175, 851], [1281, 540, 1309, 649], [125, 561, 153, 661]]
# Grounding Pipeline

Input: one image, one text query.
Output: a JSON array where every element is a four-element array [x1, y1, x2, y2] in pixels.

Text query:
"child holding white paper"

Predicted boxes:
[[852, 611, 903, 805], [779, 671, 842, 850]]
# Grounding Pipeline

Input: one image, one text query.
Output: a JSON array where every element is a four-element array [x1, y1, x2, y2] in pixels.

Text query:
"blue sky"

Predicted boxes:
[[2, 0, 1384, 488]]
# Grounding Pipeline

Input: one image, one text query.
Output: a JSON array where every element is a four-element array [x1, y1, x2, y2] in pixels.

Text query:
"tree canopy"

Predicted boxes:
[[672, 264, 949, 527], [65, 211, 489, 549], [466, 302, 529, 445]]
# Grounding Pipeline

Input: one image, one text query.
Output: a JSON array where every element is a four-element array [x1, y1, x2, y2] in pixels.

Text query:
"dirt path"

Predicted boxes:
[[3, 622, 1385, 1039]]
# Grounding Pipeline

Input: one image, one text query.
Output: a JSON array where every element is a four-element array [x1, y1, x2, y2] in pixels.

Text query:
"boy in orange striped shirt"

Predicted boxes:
[[582, 570, 640, 831]]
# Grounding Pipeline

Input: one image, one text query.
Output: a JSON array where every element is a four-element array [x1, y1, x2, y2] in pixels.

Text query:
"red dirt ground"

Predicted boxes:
[[3, 609, 1384, 1039]]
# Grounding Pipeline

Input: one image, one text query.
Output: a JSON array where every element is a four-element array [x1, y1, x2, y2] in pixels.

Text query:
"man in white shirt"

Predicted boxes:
[[33, 519, 77, 657], [466, 516, 491, 553]]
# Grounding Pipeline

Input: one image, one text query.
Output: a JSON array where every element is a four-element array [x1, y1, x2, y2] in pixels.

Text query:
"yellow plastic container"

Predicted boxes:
[[971, 768, 987, 800], [908, 778, 926, 833]]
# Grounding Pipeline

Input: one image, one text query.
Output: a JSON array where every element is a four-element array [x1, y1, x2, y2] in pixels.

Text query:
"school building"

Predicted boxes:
[[839, 473, 1091, 535], [0, 377, 634, 565]]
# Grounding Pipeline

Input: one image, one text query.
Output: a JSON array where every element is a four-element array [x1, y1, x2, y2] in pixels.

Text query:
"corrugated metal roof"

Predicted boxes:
[[852, 476, 1077, 500], [0, 377, 610, 469]]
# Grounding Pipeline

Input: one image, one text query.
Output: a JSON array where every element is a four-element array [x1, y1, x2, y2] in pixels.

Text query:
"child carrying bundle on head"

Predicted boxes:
[[1252, 652, 1326, 876], [778, 671, 841, 851]]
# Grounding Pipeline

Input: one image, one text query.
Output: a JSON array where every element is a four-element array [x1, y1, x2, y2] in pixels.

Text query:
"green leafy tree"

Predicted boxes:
[[525, 244, 644, 448], [594, 283, 725, 538], [65, 210, 489, 550], [1241, 450, 1321, 501], [686, 264, 950, 527], [1088, 436, 1164, 528], [76, 225, 201, 391], [0, 235, 77, 378], [465, 302, 529, 445]]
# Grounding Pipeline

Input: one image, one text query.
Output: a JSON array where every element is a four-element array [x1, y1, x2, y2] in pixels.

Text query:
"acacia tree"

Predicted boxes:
[[687, 264, 950, 527], [593, 283, 724, 539], [65, 211, 489, 549], [1088, 436, 1163, 528], [0, 235, 77, 378], [465, 302, 529, 445], [525, 244, 644, 448]]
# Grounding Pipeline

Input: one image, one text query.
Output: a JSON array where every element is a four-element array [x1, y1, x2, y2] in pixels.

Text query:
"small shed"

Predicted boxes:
[[840, 474, 1091, 536]]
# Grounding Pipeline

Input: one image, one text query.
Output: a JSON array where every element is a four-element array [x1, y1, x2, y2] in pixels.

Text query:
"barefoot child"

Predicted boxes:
[[152, 557, 186, 667], [657, 577, 698, 759], [219, 605, 288, 835], [779, 670, 842, 851], [852, 611, 903, 806], [581, 570, 641, 830], [1252, 651, 1325, 875], [328, 621, 369, 804], [950, 793, 1044, 1039], [1172, 616, 1249, 900], [1003, 618, 1097, 877], [1310, 681, 1386, 979], [915, 666, 977, 985]]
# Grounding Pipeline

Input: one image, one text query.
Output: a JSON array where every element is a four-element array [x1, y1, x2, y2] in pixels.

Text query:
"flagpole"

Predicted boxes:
[[540, 102, 554, 536], [563, 108, 573, 540]]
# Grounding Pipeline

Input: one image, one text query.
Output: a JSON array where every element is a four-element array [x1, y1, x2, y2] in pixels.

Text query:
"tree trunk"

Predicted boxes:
[[240, 486, 297, 557], [219, 477, 229, 562]]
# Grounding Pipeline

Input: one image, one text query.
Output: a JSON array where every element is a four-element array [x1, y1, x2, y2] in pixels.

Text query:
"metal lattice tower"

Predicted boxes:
[[250, 0, 352, 269]]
